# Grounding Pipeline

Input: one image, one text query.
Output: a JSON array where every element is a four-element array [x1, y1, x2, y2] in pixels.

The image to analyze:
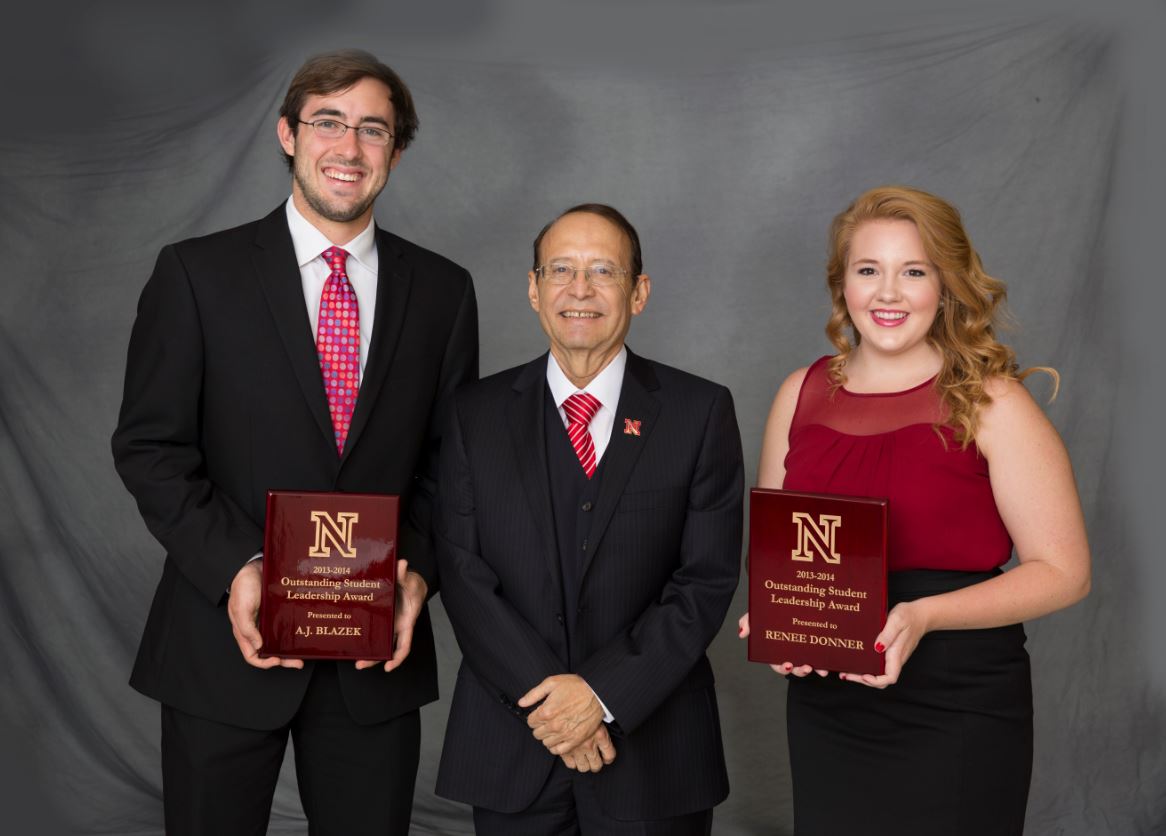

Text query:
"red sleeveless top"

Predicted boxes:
[[783, 356, 1012, 572]]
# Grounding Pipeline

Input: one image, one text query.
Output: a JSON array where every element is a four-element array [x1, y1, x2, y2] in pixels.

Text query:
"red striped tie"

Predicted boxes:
[[563, 392, 602, 479]]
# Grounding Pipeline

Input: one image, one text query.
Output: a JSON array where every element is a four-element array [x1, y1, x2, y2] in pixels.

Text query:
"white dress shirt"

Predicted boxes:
[[285, 197, 378, 373], [545, 347, 627, 464]]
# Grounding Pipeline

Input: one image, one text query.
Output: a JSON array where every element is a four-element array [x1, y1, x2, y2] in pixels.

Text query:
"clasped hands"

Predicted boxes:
[[227, 558, 427, 673], [518, 674, 616, 773], [737, 601, 928, 689]]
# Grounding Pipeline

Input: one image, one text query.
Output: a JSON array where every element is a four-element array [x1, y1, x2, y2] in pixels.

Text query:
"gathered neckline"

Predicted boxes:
[[839, 373, 938, 398]]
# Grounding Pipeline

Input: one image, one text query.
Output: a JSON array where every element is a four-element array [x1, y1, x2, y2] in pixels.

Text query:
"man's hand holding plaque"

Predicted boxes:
[[355, 559, 427, 672], [229, 559, 305, 670]]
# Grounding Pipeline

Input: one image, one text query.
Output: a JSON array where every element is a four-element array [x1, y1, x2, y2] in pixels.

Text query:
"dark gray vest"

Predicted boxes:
[[544, 390, 606, 664]]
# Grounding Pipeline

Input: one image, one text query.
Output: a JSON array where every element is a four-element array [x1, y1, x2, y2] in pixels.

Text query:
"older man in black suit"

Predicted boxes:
[[435, 204, 742, 834], [112, 50, 477, 835]]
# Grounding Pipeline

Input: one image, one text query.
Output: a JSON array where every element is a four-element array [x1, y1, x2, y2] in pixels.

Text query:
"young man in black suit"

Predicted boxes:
[[112, 50, 477, 835], [435, 204, 742, 834]]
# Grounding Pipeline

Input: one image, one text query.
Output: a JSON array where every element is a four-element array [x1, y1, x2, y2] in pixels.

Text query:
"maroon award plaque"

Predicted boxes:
[[748, 488, 888, 674], [259, 490, 398, 660]]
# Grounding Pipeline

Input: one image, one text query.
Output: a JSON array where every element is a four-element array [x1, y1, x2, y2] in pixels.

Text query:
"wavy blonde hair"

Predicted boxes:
[[824, 185, 1056, 448]]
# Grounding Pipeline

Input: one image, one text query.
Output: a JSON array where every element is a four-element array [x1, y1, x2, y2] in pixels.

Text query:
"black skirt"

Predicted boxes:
[[786, 570, 1033, 836]]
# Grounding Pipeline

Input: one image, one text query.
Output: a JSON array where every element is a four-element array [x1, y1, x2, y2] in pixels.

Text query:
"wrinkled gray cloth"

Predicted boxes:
[[1, 4, 1161, 835]]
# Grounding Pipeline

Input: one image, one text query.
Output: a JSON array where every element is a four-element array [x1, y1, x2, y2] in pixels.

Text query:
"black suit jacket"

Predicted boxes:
[[434, 351, 742, 820], [112, 205, 477, 729]]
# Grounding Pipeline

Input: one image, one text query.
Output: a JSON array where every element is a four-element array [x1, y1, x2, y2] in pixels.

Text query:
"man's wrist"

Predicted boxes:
[[227, 552, 264, 595], [586, 683, 614, 724]]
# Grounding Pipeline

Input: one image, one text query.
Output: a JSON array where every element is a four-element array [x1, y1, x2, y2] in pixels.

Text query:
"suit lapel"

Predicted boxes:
[[581, 350, 661, 580], [507, 356, 564, 593], [252, 208, 335, 450], [341, 227, 413, 463]]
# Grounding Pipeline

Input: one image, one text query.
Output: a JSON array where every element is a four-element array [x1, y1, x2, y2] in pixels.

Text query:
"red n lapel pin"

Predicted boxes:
[[623, 418, 641, 436]]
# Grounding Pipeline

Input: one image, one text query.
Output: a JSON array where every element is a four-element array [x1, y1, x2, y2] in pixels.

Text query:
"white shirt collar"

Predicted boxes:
[[546, 347, 627, 411], [285, 196, 377, 273]]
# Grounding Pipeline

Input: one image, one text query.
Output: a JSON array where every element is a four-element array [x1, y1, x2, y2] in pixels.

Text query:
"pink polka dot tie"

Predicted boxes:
[[317, 247, 360, 454], [563, 392, 602, 479]]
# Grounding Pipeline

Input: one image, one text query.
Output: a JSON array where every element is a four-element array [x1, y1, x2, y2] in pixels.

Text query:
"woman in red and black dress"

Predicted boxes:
[[740, 186, 1091, 835]]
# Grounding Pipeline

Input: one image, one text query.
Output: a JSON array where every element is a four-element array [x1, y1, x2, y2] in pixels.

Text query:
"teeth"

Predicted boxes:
[[562, 311, 600, 318], [873, 311, 907, 320], [326, 170, 360, 182]]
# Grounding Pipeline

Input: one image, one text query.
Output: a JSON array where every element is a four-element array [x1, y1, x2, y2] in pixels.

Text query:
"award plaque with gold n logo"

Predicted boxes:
[[259, 490, 398, 659], [748, 488, 887, 674]]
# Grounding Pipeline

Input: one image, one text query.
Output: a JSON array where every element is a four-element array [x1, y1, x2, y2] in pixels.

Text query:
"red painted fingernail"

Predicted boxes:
[[783, 663, 793, 670], [738, 626, 744, 636], [874, 642, 885, 653]]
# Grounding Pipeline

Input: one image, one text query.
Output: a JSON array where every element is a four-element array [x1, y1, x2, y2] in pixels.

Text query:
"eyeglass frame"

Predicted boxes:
[[295, 118, 396, 147], [534, 261, 636, 288]]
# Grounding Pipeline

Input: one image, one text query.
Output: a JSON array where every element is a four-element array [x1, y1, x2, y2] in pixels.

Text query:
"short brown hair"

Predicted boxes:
[[532, 203, 644, 279], [278, 49, 419, 170]]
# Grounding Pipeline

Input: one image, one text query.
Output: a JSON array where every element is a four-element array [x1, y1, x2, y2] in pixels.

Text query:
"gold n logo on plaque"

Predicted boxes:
[[790, 512, 842, 564], [308, 511, 359, 558]]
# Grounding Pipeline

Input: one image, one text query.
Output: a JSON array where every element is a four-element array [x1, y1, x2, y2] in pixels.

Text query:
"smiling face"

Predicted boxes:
[[843, 219, 942, 362], [527, 212, 650, 387], [276, 76, 401, 241]]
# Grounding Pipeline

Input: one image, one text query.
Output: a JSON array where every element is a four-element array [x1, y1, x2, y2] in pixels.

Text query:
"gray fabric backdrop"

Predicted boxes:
[[2, 2, 1163, 834]]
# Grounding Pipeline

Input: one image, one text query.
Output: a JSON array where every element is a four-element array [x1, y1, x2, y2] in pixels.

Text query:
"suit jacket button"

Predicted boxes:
[[581, 501, 593, 511], [555, 613, 564, 625]]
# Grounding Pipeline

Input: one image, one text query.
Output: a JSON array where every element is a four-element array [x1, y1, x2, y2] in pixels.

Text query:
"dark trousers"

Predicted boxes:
[[472, 760, 712, 836], [161, 662, 420, 836]]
